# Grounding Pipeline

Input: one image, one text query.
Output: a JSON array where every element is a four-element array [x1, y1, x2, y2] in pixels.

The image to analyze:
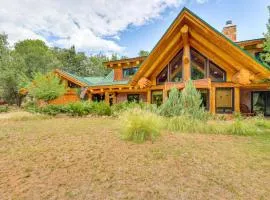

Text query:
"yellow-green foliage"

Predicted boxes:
[[0, 105, 8, 113], [120, 108, 163, 143], [28, 72, 66, 101], [111, 101, 158, 116], [39, 101, 112, 116], [166, 116, 262, 136]]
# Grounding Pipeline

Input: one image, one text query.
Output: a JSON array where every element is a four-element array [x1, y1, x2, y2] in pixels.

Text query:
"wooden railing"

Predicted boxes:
[[164, 78, 211, 91]]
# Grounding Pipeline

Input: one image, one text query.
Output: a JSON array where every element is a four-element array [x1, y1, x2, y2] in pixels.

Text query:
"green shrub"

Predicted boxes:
[[28, 72, 66, 101], [91, 102, 111, 116], [29, 101, 112, 117], [0, 105, 8, 113], [66, 102, 88, 116], [40, 104, 67, 116], [23, 101, 39, 113], [120, 108, 163, 143]]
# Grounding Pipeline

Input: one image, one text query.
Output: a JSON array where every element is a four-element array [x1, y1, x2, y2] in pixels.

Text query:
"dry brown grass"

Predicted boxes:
[[0, 115, 269, 199]]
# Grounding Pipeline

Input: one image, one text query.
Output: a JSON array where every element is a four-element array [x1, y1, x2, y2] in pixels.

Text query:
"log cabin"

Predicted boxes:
[[54, 7, 270, 115]]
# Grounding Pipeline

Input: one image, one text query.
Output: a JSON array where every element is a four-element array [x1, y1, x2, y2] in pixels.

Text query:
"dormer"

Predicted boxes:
[[104, 56, 146, 81]]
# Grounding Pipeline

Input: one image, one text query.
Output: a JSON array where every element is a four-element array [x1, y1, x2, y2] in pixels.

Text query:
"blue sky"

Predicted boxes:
[[1, 0, 269, 57], [119, 0, 270, 57]]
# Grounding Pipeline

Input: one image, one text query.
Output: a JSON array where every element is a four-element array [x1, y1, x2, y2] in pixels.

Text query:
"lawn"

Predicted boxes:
[[0, 112, 270, 199]]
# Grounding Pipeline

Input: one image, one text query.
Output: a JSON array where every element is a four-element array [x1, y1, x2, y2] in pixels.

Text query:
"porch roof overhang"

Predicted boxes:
[[130, 7, 270, 86]]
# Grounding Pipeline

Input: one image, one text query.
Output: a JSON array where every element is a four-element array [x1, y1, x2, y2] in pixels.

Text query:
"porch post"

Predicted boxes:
[[105, 92, 110, 105], [210, 86, 216, 114], [163, 89, 168, 103], [181, 25, 191, 81], [234, 87, 240, 113], [88, 92, 92, 102], [147, 90, 151, 104]]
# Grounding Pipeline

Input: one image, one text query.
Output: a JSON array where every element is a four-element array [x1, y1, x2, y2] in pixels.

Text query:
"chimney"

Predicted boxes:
[[222, 20, 237, 42]]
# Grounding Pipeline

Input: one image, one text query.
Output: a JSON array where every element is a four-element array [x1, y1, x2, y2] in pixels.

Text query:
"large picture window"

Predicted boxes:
[[156, 66, 169, 85], [191, 49, 206, 80], [209, 62, 226, 82], [157, 50, 183, 84], [169, 51, 183, 82], [156, 48, 226, 84], [216, 88, 234, 113]]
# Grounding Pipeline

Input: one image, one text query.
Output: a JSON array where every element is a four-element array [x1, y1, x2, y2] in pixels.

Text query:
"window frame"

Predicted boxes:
[[156, 49, 183, 85], [208, 60, 226, 82], [151, 90, 163, 106], [127, 94, 140, 103], [156, 65, 169, 85], [190, 48, 207, 80], [123, 67, 138, 78]]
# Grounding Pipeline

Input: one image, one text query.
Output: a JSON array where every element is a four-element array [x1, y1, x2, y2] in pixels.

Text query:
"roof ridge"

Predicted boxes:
[[181, 8, 270, 70]]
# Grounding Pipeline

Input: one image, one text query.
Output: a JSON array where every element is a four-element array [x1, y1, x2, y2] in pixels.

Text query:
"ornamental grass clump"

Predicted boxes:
[[227, 118, 258, 136], [120, 108, 163, 143], [166, 116, 198, 133], [112, 101, 158, 116]]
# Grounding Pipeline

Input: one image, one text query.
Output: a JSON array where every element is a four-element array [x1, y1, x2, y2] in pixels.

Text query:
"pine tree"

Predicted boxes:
[[261, 6, 270, 65], [159, 87, 182, 117], [180, 80, 205, 119]]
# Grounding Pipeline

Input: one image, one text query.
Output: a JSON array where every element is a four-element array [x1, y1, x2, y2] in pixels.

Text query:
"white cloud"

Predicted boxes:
[[0, 0, 208, 53], [196, 0, 208, 4]]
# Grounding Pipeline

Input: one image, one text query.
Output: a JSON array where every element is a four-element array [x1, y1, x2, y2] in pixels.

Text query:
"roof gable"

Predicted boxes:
[[131, 7, 270, 85]]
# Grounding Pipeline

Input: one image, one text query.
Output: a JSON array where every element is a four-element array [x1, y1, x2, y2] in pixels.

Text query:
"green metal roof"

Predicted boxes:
[[62, 71, 92, 85], [59, 69, 129, 87]]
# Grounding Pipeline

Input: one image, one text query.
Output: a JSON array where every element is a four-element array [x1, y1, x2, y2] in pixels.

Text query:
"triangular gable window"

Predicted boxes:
[[191, 49, 207, 80], [191, 48, 226, 82], [156, 48, 226, 84], [157, 49, 183, 84]]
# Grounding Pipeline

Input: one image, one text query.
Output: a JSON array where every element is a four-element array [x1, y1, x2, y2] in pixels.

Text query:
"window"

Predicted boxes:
[[156, 66, 168, 85], [151, 90, 163, 106], [169, 51, 183, 82], [209, 62, 226, 82], [216, 88, 234, 113], [191, 49, 206, 80], [92, 94, 104, 102], [252, 91, 270, 116], [157, 50, 183, 85], [156, 48, 226, 84], [123, 67, 138, 78], [199, 89, 209, 110], [127, 94, 140, 103]]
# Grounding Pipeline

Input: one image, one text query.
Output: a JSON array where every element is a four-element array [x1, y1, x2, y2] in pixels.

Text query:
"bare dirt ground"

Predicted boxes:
[[0, 114, 269, 199]]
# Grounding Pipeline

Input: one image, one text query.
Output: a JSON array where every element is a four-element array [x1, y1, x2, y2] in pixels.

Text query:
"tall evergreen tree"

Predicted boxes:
[[261, 6, 270, 66]]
